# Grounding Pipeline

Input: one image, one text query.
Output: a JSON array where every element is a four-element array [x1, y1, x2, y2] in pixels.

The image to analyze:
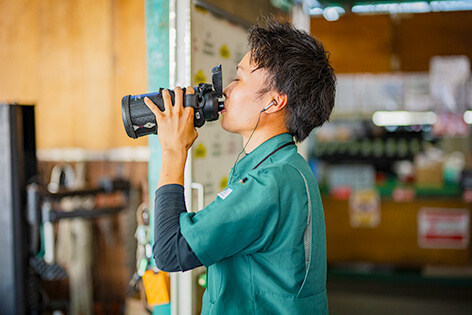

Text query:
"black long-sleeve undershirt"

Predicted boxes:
[[153, 184, 203, 272]]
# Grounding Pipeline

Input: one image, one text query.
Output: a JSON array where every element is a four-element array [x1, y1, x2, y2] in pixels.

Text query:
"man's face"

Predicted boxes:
[[221, 51, 272, 137]]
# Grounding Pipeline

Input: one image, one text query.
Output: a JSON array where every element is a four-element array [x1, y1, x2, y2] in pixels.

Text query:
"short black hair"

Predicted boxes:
[[248, 18, 336, 142]]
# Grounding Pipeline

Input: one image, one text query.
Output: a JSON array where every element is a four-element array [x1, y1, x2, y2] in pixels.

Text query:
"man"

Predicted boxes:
[[144, 18, 335, 314]]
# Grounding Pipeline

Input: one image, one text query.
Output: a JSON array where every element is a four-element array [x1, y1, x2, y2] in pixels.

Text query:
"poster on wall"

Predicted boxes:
[[191, 7, 248, 209], [349, 189, 381, 228], [418, 208, 469, 249]]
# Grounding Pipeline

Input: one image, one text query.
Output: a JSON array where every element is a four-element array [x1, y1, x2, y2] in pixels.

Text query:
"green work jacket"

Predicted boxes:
[[180, 133, 328, 314]]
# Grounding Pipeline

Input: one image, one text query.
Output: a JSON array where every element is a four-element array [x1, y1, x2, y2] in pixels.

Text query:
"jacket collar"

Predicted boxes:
[[229, 133, 295, 183]]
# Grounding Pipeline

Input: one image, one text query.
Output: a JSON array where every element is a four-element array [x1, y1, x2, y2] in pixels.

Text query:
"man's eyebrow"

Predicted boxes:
[[237, 64, 258, 74]]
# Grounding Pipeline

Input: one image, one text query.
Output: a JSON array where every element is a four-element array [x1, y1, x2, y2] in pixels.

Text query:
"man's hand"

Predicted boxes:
[[145, 86, 198, 187], [145, 86, 198, 154]]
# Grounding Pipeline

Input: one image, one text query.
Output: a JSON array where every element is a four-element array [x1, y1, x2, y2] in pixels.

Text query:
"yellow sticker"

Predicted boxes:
[[195, 6, 207, 14], [220, 176, 228, 189], [195, 143, 207, 158], [220, 45, 230, 59], [194, 70, 206, 85]]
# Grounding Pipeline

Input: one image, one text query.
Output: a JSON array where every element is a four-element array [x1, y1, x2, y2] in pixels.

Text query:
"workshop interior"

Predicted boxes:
[[1, 0, 472, 314]]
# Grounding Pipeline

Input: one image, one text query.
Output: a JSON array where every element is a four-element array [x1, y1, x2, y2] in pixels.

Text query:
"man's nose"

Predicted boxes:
[[223, 82, 233, 98]]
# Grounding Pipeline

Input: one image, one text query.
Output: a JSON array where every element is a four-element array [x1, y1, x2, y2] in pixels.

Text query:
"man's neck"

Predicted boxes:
[[242, 129, 288, 154], [240, 110, 290, 153]]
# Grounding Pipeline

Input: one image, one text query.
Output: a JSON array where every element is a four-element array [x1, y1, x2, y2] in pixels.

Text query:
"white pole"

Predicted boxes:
[[292, 3, 311, 160], [170, 0, 193, 314]]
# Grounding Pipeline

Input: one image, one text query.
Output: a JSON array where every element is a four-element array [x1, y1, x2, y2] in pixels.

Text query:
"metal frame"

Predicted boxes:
[[0, 104, 37, 315]]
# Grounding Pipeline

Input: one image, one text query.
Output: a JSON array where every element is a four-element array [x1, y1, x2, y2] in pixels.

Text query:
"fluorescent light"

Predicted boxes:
[[309, 5, 345, 19], [352, 3, 395, 14], [309, 7, 324, 16], [352, 2, 430, 14], [372, 111, 437, 126], [399, 2, 431, 13], [323, 6, 345, 21], [463, 110, 472, 124], [431, 1, 472, 12], [351, 1, 471, 15], [352, 4, 373, 13]]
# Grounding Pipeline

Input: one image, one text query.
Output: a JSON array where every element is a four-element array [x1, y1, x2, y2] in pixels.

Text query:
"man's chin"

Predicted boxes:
[[220, 122, 230, 133], [220, 119, 236, 134]]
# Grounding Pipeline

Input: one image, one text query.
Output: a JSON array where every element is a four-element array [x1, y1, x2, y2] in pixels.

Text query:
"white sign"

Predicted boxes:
[[418, 208, 469, 249]]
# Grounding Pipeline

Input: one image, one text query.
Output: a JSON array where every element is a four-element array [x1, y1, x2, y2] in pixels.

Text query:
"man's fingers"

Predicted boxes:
[[146, 87, 191, 120], [161, 89, 174, 114], [183, 105, 195, 125], [144, 97, 162, 118], [185, 86, 195, 95], [174, 87, 183, 113], [184, 86, 195, 124]]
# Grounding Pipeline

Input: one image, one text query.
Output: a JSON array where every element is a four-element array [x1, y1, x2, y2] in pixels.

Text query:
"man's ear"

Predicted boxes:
[[265, 93, 288, 113]]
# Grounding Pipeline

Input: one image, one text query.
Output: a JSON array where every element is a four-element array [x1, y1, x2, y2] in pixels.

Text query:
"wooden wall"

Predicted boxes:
[[397, 11, 472, 71], [311, 14, 393, 73], [324, 198, 470, 266], [0, 0, 148, 149], [311, 11, 472, 73]]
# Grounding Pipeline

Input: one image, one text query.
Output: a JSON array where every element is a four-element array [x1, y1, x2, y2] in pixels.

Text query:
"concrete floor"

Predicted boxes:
[[124, 274, 472, 315], [327, 277, 472, 315]]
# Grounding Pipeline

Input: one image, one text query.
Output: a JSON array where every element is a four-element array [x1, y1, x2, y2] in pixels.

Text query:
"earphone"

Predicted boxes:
[[261, 100, 276, 112], [230, 99, 278, 182]]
